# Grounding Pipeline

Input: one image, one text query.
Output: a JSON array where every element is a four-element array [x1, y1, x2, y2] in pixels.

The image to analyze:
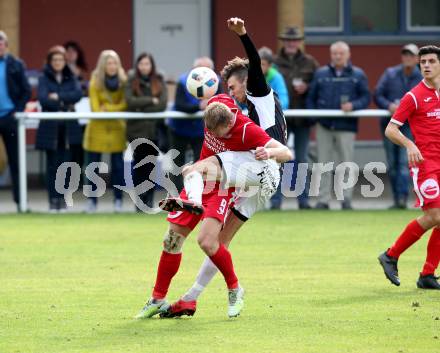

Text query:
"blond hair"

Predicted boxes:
[[204, 102, 234, 131], [220, 57, 249, 82], [91, 50, 127, 90]]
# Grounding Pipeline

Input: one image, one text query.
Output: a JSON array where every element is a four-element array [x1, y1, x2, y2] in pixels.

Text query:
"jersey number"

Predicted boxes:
[[217, 198, 228, 215]]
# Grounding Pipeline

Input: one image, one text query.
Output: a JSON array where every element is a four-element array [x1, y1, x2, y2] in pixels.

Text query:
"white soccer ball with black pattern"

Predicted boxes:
[[186, 67, 219, 100]]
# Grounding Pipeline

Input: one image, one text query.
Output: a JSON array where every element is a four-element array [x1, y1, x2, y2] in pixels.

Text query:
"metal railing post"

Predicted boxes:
[[17, 114, 27, 213]]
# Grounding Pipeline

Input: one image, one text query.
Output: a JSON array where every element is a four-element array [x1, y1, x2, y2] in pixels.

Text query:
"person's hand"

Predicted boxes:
[[388, 103, 398, 114], [255, 146, 271, 160], [48, 93, 59, 100], [152, 97, 159, 105], [406, 142, 424, 167], [293, 82, 308, 95], [199, 99, 208, 110], [227, 17, 246, 36], [341, 102, 353, 112]]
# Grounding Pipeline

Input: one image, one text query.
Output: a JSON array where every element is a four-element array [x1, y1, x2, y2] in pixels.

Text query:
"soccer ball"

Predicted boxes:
[[186, 67, 219, 99]]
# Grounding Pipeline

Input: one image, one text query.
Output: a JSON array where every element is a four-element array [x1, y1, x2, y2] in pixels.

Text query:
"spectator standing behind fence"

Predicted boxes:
[[258, 46, 289, 109], [64, 41, 88, 94], [36, 46, 82, 212], [167, 57, 222, 191], [125, 52, 167, 210], [64, 41, 89, 182], [307, 41, 370, 210], [274, 27, 319, 210], [374, 44, 422, 209], [0, 30, 31, 210], [83, 50, 127, 213]]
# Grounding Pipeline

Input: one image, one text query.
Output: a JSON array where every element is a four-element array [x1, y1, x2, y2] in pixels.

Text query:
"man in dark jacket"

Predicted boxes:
[[374, 44, 422, 209], [273, 27, 319, 209], [0, 31, 31, 208], [307, 41, 370, 209]]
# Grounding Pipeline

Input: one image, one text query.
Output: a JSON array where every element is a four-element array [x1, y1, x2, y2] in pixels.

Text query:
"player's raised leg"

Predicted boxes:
[[135, 223, 190, 319], [159, 156, 223, 215]]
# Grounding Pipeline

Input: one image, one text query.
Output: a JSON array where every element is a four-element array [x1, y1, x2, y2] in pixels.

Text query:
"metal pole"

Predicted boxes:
[[17, 115, 27, 213]]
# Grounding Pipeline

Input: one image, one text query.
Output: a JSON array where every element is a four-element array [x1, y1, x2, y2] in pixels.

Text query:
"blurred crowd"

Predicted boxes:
[[0, 27, 422, 212]]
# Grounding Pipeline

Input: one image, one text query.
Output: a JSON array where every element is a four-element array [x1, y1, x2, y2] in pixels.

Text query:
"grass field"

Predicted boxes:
[[1, 210, 440, 353]]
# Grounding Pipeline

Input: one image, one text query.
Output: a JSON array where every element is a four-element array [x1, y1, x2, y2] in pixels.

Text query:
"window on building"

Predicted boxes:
[[305, 0, 342, 31], [351, 0, 399, 33], [408, 0, 440, 30]]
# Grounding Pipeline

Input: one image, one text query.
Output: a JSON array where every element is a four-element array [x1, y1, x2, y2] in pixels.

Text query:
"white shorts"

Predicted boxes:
[[217, 151, 280, 219]]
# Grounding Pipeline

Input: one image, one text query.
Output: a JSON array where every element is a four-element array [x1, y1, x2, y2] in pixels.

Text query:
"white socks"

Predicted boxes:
[[184, 171, 204, 204], [182, 257, 219, 302]]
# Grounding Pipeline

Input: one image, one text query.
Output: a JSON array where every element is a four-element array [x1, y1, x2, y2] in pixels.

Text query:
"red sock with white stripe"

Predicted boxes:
[[387, 219, 426, 258], [152, 251, 182, 299], [209, 244, 238, 289], [421, 227, 440, 276]]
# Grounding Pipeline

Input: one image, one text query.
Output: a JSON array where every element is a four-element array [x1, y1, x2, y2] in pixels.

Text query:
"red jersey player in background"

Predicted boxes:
[[135, 94, 292, 319], [378, 45, 440, 289]]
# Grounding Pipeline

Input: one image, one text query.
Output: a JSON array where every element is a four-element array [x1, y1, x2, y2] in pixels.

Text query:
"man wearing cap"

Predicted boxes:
[[0, 31, 31, 209], [273, 26, 319, 210], [374, 44, 422, 209]]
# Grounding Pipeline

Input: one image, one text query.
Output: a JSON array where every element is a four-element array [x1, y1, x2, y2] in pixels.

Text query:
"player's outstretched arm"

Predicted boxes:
[[255, 140, 293, 163], [227, 17, 269, 97], [385, 122, 423, 167]]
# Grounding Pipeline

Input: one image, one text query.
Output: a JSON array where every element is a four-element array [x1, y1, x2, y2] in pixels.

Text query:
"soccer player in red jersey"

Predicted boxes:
[[135, 94, 292, 319], [378, 45, 440, 289], [158, 18, 291, 318]]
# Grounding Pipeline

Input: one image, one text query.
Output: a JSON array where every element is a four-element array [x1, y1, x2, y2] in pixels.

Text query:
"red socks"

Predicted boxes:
[[209, 244, 238, 289], [422, 227, 440, 276], [151, 244, 238, 298], [152, 251, 182, 299], [387, 219, 426, 259]]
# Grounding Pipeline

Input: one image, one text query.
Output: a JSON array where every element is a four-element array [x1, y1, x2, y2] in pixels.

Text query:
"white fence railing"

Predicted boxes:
[[15, 109, 391, 212]]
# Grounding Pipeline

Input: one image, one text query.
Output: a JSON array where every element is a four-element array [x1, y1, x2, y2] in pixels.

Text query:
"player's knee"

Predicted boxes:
[[197, 232, 217, 255], [163, 229, 186, 254]]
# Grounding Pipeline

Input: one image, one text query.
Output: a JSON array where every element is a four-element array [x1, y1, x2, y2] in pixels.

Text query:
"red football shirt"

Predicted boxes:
[[392, 80, 440, 159], [199, 94, 272, 160]]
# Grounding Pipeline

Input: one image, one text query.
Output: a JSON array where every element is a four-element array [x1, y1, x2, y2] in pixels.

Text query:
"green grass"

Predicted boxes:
[[1, 211, 440, 353]]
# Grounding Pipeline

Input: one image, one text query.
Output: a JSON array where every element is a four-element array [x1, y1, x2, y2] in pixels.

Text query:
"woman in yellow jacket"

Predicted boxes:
[[83, 50, 127, 212]]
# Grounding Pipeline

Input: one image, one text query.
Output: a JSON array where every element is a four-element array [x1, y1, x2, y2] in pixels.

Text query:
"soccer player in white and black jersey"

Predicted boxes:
[[161, 17, 289, 317]]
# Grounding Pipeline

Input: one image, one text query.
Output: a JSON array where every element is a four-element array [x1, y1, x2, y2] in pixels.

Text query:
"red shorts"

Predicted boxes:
[[410, 160, 440, 210], [166, 187, 233, 231]]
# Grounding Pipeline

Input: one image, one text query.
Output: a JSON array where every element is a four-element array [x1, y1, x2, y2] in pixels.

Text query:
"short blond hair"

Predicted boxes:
[[204, 102, 234, 131]]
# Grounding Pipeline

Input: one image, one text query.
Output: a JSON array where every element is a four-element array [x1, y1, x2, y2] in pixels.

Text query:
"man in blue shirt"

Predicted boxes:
[[374, 44, 422, 209], [0, 31, 31, 208]]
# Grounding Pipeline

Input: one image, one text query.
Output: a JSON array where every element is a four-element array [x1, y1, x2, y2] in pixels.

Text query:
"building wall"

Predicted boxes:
[[20, 0, 133, 73], [0, 0, 19, 56], [212, 0, 278, 72]]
